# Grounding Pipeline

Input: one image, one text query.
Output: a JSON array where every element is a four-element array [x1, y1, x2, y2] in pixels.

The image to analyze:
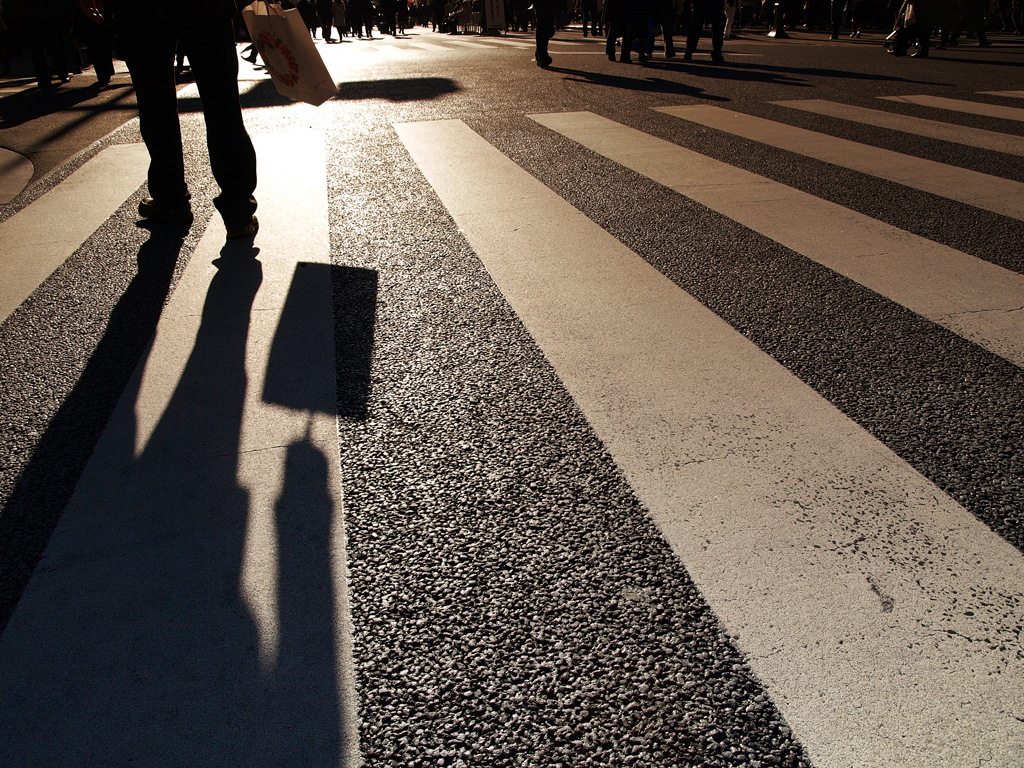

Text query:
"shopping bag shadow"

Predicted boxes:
[[263, 263, 377, 420]]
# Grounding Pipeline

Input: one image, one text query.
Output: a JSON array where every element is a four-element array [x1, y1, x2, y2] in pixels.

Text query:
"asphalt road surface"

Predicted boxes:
[[1, 26, 1023, 768]]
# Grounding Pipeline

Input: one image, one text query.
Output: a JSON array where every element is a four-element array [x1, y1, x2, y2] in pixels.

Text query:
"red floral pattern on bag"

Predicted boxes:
[[256, 31, 300, 87]]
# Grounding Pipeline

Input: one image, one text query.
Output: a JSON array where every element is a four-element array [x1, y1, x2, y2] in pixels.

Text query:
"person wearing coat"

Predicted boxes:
[[332, 0, 348, 36]]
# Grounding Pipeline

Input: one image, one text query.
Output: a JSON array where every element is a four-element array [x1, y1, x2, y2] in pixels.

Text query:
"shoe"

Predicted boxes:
[[608, 53, 616, 61], [979, 40, 992, 47], [138, 197, 194, 223], [683, 51, 692, 60], [665, 50, 676, 58], [226, 215, 259, 239], [710, 52, 725, 63]]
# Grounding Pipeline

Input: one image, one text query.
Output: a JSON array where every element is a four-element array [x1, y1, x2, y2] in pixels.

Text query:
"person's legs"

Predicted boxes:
[[182, 17, 257, 228], [710, 0, 726, 55], [122, 15, 191, 210], [606, 20, 620, 58], [535, 5, 554, 65], [686, 1, 708, 54]]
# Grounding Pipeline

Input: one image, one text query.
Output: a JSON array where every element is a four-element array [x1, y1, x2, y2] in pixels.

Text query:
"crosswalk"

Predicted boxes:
[[0, 84, 1022, 768]]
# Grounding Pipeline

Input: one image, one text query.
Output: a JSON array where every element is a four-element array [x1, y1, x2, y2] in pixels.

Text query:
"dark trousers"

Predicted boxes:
[[582, 2, 599, 34], [893, 21, 932, 54], [27, 22, 70, 86], [120, 11, 257, 226], [647, 10, 675, 56], [606, 18, 636, 60], [686, 0, 726, 53], [536, 6, 555, 62], [82, 19, 116, 83]]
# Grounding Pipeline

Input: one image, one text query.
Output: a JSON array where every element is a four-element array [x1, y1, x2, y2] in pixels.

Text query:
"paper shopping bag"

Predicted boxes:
[[242, 0, 339, 106]]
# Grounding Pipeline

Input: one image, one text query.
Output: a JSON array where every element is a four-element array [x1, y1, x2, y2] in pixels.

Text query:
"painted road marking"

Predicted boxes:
[[371, 44, 409, 57], [406, 41, 451, 51], [882, 94, 1024, 122], [397, 116, 1024, 768], [659, 104, 1024, 222], [444, 38, 498, 48], [482, 37, 537, 47], [773, 98, 1024, 157], [0, 132, 358, 767], [537, 110, 1024, 367], [0, 143, 149, 325]]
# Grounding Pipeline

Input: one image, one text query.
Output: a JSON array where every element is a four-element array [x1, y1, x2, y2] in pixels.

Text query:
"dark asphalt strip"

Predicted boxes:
[[328, 124, 811, 767], [475, 114, 1024, 557]]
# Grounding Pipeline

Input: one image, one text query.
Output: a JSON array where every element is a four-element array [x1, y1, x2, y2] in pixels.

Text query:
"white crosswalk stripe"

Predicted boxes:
[[659, 104, 1024, 222], [406, 41, 452, 51], [882, 93, 1024, 122], [397, 115, 1024, 768], [0, 132, 360, 766], [0, 144, 149, 324], [2, 81, 1023, 768], [531, 109, 1024, 366], [444, 38, 498, 48], [773, 98, 1024, 156]]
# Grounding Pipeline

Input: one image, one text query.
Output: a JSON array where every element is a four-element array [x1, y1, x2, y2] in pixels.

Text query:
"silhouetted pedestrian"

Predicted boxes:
[[25, 0, 72, 88], [117, 0, 258, 238], [685, 0, 726, 61], [536, 0, 555, 66]]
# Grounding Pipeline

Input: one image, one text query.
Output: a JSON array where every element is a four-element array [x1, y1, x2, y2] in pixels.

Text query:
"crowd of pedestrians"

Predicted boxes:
[[0, 0, 1021, 92], [0, 0, 115, 89]]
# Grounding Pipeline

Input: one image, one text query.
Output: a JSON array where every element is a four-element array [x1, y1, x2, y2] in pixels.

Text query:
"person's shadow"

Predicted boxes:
[[0, 243, 373, 766]]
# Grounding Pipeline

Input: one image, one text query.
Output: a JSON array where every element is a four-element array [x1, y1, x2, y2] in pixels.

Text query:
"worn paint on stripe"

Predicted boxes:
[[396, 117, 1024, 768], [0, 143, 149, 324]]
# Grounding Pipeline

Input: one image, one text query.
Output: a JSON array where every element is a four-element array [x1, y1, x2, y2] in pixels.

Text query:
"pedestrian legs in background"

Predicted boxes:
[[535, 0, 555, 67], [317, 0, 335, 40], [686, 0, 726, 61], [333, 0, 349, 40], [829, 0, 842, 37], [76, 1, 116, 86], [25, 0, 72, 88]]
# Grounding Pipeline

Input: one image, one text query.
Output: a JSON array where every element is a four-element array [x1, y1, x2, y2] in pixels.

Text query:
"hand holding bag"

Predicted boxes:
[[241, 0, 339, 106]]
